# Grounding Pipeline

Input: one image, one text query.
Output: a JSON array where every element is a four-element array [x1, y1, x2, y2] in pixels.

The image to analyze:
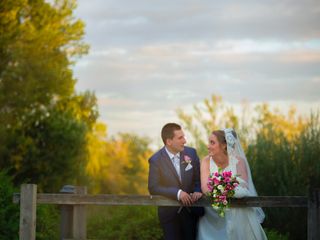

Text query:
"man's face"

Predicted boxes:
[[166, 129, 186, 154]]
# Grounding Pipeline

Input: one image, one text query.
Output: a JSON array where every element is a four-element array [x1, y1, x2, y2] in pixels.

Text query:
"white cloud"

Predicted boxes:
[[73, 0, 320, 138]]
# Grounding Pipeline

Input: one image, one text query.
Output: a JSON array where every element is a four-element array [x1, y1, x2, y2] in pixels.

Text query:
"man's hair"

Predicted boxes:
[[161, 123, 182, 145]]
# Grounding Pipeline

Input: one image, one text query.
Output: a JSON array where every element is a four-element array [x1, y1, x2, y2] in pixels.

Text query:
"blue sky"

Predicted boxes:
[[73, 0, 320, 140]]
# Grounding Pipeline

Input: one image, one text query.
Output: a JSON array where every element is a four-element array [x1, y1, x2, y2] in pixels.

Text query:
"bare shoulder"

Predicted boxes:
[[201, 155, 210, 166]]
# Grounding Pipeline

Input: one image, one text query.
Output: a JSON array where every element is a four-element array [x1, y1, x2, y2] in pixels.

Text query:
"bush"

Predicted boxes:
[[0, 171, 19, 240], [36, 205, 60, 240], [87, 206, 163, 240], [247, 114, 320, 240], [265, 228, 289, 240]]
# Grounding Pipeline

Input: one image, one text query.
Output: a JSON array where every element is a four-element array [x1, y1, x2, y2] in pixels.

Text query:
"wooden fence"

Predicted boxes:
[[13, 184, 320, 240]]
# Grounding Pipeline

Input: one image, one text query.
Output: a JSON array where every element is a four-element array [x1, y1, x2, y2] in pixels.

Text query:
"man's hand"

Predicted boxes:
[[179, 191, 193, 206], [191, 192, 203, 202]]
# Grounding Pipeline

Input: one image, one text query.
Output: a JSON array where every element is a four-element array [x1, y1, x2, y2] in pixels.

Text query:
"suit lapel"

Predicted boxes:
[[161, 148, 181, 184], [180, 151, 186, 184]]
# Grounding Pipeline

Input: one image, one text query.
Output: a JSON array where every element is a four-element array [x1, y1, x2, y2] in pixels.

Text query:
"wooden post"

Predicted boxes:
[[60, 185, 87, 240], [60, 185, 75, 240], [19, 184, 37, 240], [73, 186, 87, 240], [308, 188, 320, 240]]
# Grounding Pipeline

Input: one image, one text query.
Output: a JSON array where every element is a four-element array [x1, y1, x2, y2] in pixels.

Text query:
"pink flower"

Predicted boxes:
[[183, 155, 192, 164], [206, 169, 239, 217]]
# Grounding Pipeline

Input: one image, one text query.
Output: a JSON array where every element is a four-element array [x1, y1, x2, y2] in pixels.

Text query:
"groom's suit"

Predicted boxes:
[[148, 146, 204, 240]]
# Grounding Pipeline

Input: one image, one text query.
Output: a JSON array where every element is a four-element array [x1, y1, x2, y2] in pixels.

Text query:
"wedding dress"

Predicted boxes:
[[197, 129, 267, 240]]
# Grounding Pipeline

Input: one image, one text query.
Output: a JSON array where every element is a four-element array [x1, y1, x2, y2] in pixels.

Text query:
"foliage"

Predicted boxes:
[[177, 95, 251, 158], [86, 130, 152, 194], [0, 171, 59, 240], [0, 108, 88, 192], [248, 112, 320, 240], [0, 0, 88, 124], [36, 205, 60, 240], [265, 229, 289, 240], [177, 94, 320, 240], [87, 206, 163, 240], [0, 0, 97, 192], [0, 171, 19, 240]]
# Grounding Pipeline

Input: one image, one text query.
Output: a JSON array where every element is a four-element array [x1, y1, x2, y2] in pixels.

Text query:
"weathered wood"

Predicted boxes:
[[24, 193, 307, 207], [13, 185, 318, 240], [60, 186, 87, 240], [19, 184, 37, 240], [60, 186, 76, 240], [308, 188, 320, 240], [72, 186, 87, 240]]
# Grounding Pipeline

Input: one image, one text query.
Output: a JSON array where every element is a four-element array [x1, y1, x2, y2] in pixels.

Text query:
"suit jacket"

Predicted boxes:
[[148, 146, 203, 224]]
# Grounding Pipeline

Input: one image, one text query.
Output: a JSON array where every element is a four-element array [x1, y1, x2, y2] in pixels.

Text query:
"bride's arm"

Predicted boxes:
[[234, 156, 250, 198], [236, 156, 248, 184], [200, 156, 210, 194]]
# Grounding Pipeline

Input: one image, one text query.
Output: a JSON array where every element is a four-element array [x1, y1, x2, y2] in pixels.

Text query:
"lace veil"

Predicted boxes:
[[223, 128, 265, 223]]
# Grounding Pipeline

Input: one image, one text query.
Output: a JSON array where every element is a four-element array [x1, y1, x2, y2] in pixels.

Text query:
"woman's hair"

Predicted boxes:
[[211, 130, 226, 145], [211, 129, 237, 154]]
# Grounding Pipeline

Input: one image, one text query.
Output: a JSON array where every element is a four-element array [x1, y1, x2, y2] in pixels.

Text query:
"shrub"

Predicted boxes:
[[0, 170, 19, 240], [87, 206, 163, 240]]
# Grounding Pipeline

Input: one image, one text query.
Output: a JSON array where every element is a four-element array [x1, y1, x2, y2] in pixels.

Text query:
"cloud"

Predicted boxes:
[[73, 0, 320, 138]]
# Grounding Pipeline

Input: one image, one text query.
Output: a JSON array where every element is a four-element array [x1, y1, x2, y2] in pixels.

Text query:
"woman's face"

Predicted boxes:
[[207, 134, 226, 157]]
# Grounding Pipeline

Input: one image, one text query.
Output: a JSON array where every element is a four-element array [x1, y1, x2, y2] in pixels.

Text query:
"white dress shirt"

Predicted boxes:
[[165, 147, 182, 200]]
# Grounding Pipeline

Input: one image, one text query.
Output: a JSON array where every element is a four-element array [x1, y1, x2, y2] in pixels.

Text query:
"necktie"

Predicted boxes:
[[172, 155, 181, 181]]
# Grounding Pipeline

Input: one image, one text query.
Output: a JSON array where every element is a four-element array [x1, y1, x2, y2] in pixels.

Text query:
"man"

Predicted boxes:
[[148, 123, 204, 240]]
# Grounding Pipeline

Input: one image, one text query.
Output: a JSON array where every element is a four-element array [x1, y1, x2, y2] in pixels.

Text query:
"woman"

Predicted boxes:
[[197, 128, 267, 240]]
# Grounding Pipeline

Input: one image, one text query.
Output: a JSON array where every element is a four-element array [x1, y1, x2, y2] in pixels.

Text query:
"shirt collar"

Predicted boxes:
[[165, 147, 180, 160]]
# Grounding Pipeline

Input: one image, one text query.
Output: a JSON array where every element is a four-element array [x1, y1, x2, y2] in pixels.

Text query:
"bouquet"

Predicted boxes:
[[207, 169, 239, 217]]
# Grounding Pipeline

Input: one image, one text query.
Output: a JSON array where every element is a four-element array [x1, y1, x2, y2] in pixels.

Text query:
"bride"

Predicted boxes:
[[197, 128, 267, 240]]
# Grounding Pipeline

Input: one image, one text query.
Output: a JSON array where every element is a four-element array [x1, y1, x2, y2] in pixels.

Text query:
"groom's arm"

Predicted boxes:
[[148, 157, 180, 200]]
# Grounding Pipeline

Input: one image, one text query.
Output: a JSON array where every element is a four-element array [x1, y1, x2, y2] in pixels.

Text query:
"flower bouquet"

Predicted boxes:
[[207, 169, 239, 217]]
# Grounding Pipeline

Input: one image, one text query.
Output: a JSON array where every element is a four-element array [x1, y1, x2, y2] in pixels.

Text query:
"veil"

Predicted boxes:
[[223, 128, 265, 223]]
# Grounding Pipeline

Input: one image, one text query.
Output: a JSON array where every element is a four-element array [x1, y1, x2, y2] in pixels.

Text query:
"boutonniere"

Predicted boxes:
[[183, 155, 193, 171], [182, 155, 192, 164]]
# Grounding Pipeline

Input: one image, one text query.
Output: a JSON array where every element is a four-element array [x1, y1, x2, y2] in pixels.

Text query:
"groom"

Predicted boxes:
[[148, 123, 204, 240]]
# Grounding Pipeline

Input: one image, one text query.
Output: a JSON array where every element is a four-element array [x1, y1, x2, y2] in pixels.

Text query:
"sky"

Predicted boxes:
[[73, 0, 320, 142]]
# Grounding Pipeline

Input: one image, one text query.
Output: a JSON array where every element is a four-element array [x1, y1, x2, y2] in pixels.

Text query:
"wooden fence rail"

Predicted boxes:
[[13, 184, 320, 240]]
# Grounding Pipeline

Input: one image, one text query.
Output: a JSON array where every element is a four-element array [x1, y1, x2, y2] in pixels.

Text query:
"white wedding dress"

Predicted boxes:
[[197, 157, 267, 240]]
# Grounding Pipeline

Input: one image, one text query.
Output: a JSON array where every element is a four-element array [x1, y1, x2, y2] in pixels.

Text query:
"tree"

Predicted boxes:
[[177, 95, 250, 158], [177, 94, 320, 239], [0, 0, 88, 123], [0, 0, 96, 191], [85, 129, 152, 194]]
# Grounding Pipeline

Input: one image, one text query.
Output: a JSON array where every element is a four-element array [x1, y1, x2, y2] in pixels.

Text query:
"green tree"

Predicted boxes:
[[177, 95, 251, 158], [0, 0, 97, 192], [0, 0, 88, 123], [177, 94, 320, 240]]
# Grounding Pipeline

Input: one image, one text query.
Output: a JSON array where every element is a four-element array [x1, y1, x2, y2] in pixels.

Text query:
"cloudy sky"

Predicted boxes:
[[73, 0, 320, 141]]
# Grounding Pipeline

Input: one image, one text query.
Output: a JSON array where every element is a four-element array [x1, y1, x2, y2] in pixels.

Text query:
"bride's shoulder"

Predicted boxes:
[[201, 155, 211, 165]]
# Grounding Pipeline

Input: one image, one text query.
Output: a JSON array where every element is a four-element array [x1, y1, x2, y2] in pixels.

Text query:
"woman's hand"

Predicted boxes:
[[191, 192, 203, 202]]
